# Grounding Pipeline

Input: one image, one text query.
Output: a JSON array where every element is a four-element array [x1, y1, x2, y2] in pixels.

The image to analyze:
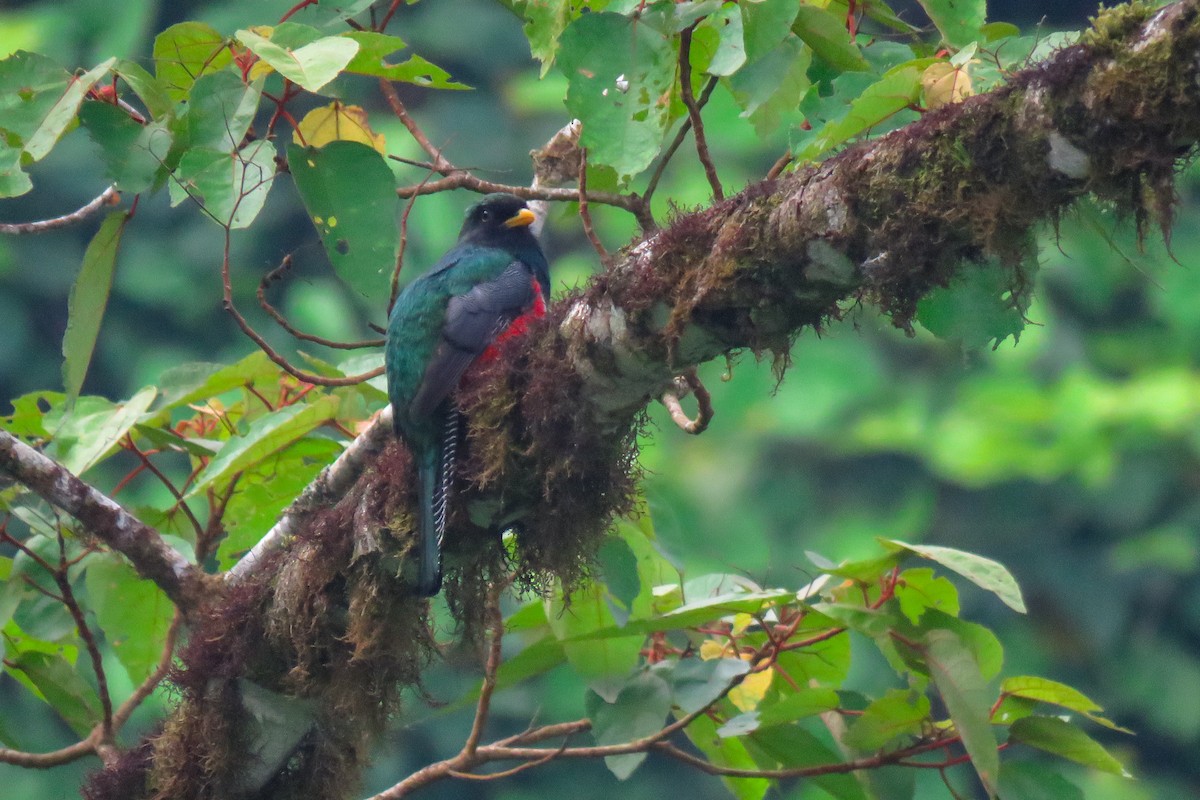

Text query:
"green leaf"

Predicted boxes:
[[79, 102, 172, 192], [586, 670, 672, 780], [559, 12, 675, 179], [895, 567, 960, 624], [598, 533, 640, 621], [997, 760, 1085, 800], [114, 59, 174, 120], [923, 610, 1004, 681], [0, 143, 32, 197], [666, 656, 750, 714], [916, 261, 1029, 348], [520, 0, 577, 75], [719, 687, 840, 737], [728, 34, 811, 138], [236, 28, 358, 93], [151, 351, 279, 412], [153, 21, 233, 101], [183, 71, 263, 153], [883, 539, 1027, 613], [287, 141, 398, 299], [62, 210, 128, 404], [340, 31, 466, 88], [169, 140, 276, 229], [844, 688, 931, 750], [1001, 676, 1127, 732], [47, 386, 157, 476], [84, 553, 174, 683], [699, 3, 745, 76], [792, 6, 870, 72], [26, 59, 115, 161], [0, 51, 114, 162], [186, 395, 341, 498], [926, 628, 999, 794], [7, 650, 101, 736], [1008, 716, 1130, 777], [747, 723, 868, 800], [916, 0, 986, 49], [546, 578, 643, 690], [686, 711, 771, 800], [795, 63, 925, 162], [739, 0, 799, 61]]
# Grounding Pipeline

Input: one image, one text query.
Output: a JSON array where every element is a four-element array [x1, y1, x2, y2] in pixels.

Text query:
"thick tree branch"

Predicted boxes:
[[0, 432, 209, 612]]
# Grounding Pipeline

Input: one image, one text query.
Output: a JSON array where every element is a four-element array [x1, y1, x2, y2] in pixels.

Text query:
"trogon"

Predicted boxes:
[[385, 193, 551, 596]]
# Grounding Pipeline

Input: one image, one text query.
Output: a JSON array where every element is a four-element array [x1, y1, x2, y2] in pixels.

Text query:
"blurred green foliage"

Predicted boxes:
[[1, 0, 1198, 798]]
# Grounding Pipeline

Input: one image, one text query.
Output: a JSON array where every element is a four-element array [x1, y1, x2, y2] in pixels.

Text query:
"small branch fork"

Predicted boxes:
[[0, 518, 183, 769], [678, 26, 723, 201], [371, 570, 996, 797], [0, 186, 120, 235]]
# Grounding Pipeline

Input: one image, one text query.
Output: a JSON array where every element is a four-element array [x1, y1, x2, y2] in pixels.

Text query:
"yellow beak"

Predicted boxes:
[[504, 208, 537, 228]]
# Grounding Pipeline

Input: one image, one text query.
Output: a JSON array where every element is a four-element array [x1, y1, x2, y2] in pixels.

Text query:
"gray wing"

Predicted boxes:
[[409, 261, 536, 419]]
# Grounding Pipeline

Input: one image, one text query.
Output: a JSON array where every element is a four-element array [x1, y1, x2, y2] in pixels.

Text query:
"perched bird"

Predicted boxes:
[[386, 193, 550, 596]]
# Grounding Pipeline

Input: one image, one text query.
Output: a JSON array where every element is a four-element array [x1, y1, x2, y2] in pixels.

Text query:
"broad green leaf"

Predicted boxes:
[[916, 0, 986, 49], [153, 21, 232, 100], [184, 71, 263, 153], [340, 31, 466, 88], [25, 59, 114, 161], [598, 533, 640, 622], [1008, 716, 1130, 777], [287, 141, 398, 299], [235, 28, 358, 93], [520, 0, 577, 75], [1001, 676, 1127, 732], [546, 578, 643, 690], [916, 262, 1029, 348], [0, 143, 32, 197], [186, 394, 341, 498], [665, 656, 750, 714], [151, 351, 279, 412], [84, 553, 174, 683], [47, 386, 157, 475], [685, 711, 771, 800], [718, 687, 840, 737], [699, 3, 746, 76], [923, 610, 1004, 681], [747, 723, 868, 800], [926, 629, 999, 794], [792, 6, 870, 72], [895, 567, 959, 624], [586, 670, 672, 780], [883, 539, 1027, 613], [62, 210, 128, 404], [795, 63, 925, 163], [80, 102, 172, 192], [7, 650, 101, 736], [739, 0, 799, 61], [844, 688, 931, 750], [996, 760, 1085, 800], [443, 635, 567, 715], [169, 140, 276, 229], [559, 12, 675, 179], [114, 59, 173, 120], [728, 34, 811, 138]]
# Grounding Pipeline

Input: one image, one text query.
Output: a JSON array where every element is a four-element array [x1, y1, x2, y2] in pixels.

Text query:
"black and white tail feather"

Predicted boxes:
[[416, 401, 460, 596]]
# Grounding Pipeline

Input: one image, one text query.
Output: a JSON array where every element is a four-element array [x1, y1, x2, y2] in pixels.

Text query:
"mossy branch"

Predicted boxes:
[[82, 2, 1200, 798]]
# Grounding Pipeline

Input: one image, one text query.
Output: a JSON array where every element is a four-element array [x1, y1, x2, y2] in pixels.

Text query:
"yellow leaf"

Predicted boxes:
[[699, 640, 728, 661], [293, 102, 386, 153], [729, 666, 773, 712], [922, 62, 973, 110]]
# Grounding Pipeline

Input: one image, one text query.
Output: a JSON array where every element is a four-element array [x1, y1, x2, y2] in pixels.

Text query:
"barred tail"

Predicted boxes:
[[415, 402, 460, 596]]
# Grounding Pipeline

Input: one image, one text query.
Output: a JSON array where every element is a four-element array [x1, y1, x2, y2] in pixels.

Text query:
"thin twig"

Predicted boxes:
[[378, 78, 454, 173], [0, 186, 120, 235], [766, 151, 794, 180], [112, 610, 182, 730], [462, 582, 506, 757], [390, 167, 441, 311], [678, 27, 723, 201], [122, 434, 206, 542], [220, 233, 384, 387], [257, 256, 384, 349], [577, 149, 609, 263]]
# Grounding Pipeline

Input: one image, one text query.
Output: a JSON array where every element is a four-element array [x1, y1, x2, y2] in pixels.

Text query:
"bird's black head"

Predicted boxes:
[[458, 193, 537, 248]]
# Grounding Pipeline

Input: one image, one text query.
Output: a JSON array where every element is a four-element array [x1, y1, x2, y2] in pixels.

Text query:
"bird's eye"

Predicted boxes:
[[480, 209, 491, 221]]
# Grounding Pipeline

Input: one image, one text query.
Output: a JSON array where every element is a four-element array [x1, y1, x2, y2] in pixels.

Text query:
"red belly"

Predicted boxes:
[[479, 278, 545, 362]]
